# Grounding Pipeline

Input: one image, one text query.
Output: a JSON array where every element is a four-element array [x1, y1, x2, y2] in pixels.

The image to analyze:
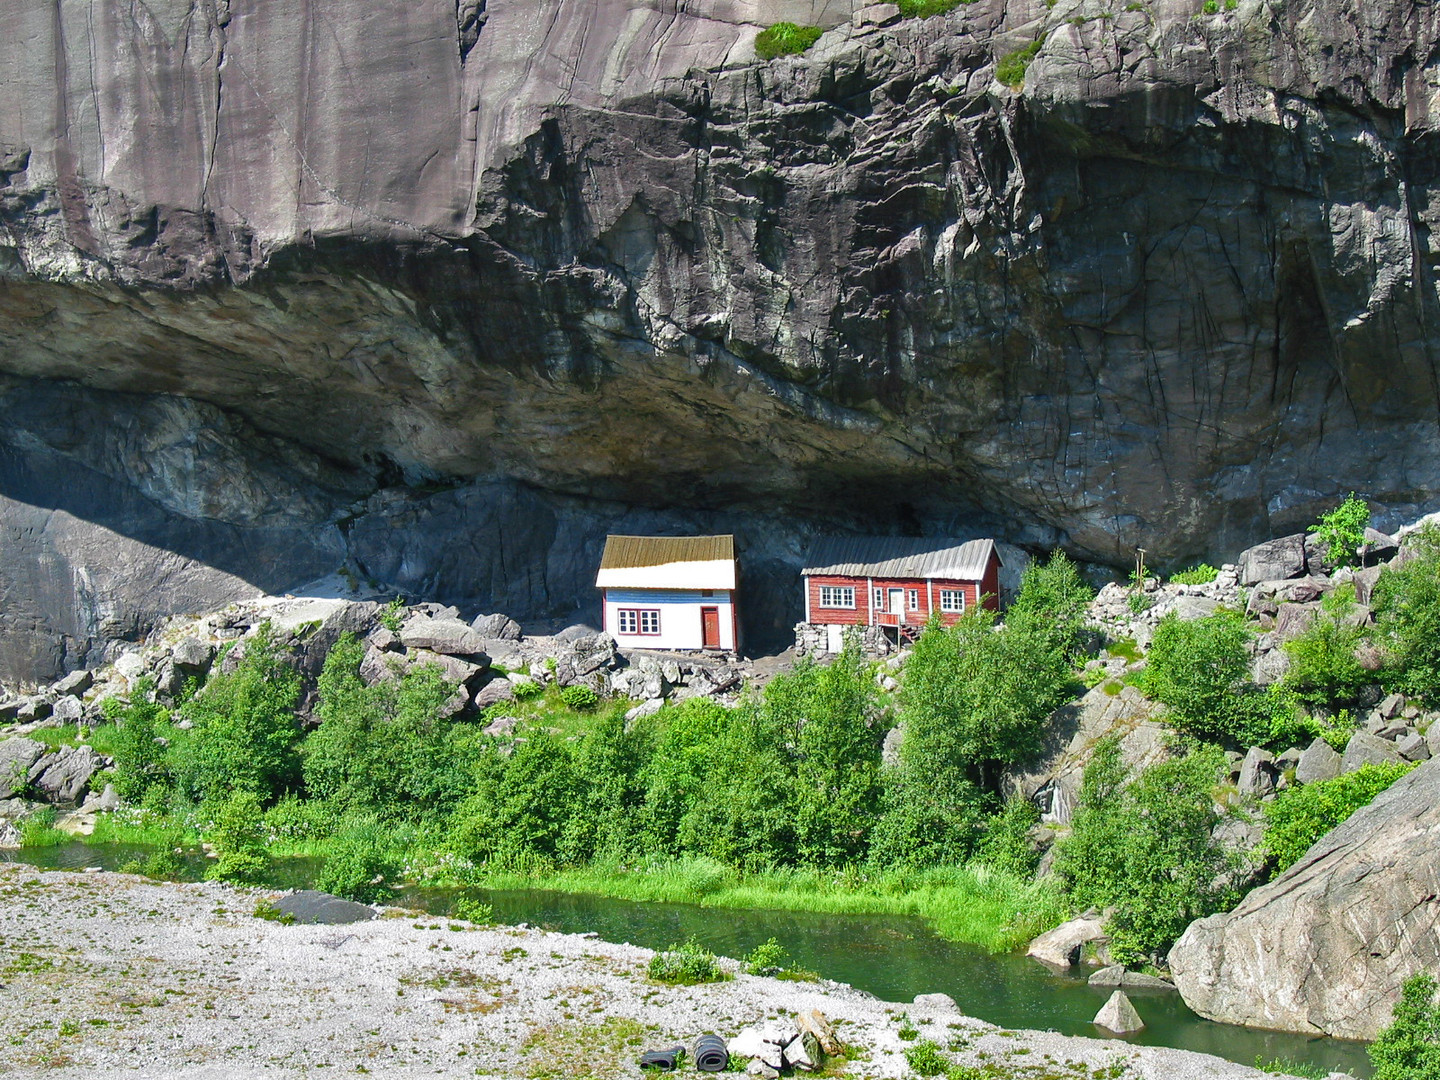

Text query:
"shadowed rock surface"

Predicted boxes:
[[4, 0, 1440, 681], [1170, 757, 1440, 1040]]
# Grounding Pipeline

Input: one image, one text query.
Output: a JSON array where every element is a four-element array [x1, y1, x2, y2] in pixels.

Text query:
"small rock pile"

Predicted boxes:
[[727, 1010, 839, 1078]]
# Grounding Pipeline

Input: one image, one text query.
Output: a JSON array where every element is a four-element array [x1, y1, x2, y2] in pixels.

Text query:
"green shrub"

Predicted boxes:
[[1309, 494, 1370, 568], [744, 937, 788, 976], [977, 795, 1040, 878], [560, 685, 600, 711], [647, 938, 728, 984], [1142, 609, 1265, 743], [1202, 0, 1218, 13], [996, 38, 1044, 89], [380, 597, 406, 633], [1373, 529, 1440, 703], [1263, 761, 1413, 873], [174, 625, 302, 805], [19, 806, 67, 848], [1371, 972, 1440, 1080], [449, 896, 494, 924], [512, 679, 544, 701], [317, 822, 399, 904], [1280, 585, 1372, 710], [205, 790, 270, 884], [1170, 563, 1220, 585], [905, 1039, 949, 1076], [1055, 739, 1235, 964], [1127, 591, 1152, 615], [755, 22, 822, 59], [105, 683, 174, 804]]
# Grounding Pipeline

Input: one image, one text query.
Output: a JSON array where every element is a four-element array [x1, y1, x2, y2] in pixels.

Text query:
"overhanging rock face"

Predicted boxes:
[[1170, 759, 1440, 1040], [4, 0, 1440, 681]]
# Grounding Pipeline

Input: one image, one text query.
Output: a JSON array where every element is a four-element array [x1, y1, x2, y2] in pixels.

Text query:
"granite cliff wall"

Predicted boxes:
[[3, 0, 1440, 681]]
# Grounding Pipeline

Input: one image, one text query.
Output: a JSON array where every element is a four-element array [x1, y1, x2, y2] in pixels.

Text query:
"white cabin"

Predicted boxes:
[[595, 535, 739, 652]]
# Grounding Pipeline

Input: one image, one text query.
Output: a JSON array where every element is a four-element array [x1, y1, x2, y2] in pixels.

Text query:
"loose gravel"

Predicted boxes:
[[0, 864, 1289, 1079]]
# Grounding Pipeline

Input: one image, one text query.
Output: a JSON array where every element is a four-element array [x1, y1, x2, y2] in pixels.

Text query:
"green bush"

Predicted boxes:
[[205, 790, 270, 884], [904, 1039, 949, 1076], [977, 794, 1040, 878], [512, 679, 544, 700], [19, 806, 67, 848], [647, 938, 727, 984], [174, 625, 302, 805], [755, 22, 822, 59], [1263, 761, 1413, 873], [105, 682, 174, 804], [142, 841, 186, 882], [559, 684, 600, 711], [1373, 529, 1440, 703], [317, 821, 399, 904], [449, 896, 495, 924], [744, 937, 788, 976], [1280, 585, 1372, 710], [996, 38, 1044, 88], [1371, 972, 1440, 1080], [1005, 550, 1096, 663], [1055, 739, 1235, 964], [1308, 493, 1370, 568], [1170, 563, 1220, 585], [1142, 609, 1265, 743]]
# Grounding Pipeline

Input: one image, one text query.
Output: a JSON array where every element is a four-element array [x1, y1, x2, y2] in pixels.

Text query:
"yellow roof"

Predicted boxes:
[[599, 535, 735, 570]]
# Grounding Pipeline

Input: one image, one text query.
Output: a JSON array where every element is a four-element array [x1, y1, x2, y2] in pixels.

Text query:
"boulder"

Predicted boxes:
[[1169, 595, 1220, 621], [1237, 747, 1277, 798], [1027, 915, 1107, 967], [1353, 565, 1384, 605], [407, 650, 484, 689], [1341, 730, 1405, 773], [1088, 966, 1175, 991], [554, 624, 601, 643], [50, 696, 84, 725], [15, 698, 51, 723], [1397, 732, 1431, 762], [52, 669, 93, 696], [1274, 603, 1318, 641], [1093, 990, 1145, 1034], [782, 1031, 821, 1072], [1361, 528, 1400, 564], [0, 820, 19, 849], [1239, 535, 1308, 586], [1377, 692, 1407, 720], [273, 890, 376, 925], [481, 715, 520, 738], [745, 1061, 779, 1080], [1294, 738, 1342, 785], [470, 613, 522, 641], [170, 637, 215, 671], [726, 1029, 769, 1061], [0, 738, 48, 798], [882, 725, 904, 767], [398, 615, 488, 658], [1250, 649, 1290, 687], [1170, 757, 1440, 1039], [28, 744, 104, 803], [80, 784, 122, 813], [473, 678, 516, 710]]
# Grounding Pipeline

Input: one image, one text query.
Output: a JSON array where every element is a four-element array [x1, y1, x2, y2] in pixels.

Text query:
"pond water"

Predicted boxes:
[[4, 842, 1371, 1077]]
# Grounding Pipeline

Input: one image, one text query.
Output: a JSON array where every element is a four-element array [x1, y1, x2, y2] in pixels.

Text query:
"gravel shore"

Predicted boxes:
[[0, 864, 1287, 1079]]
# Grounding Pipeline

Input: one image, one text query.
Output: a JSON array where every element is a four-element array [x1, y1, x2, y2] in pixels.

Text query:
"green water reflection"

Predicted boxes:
[[4, 843, 1371, 1077]]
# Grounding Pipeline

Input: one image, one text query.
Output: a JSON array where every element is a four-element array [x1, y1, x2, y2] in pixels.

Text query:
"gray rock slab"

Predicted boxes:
[[1170, 757, 1440, 1039], [1295, 738, 1342, 785], [1239, 535, 1308, 586], [1093, 990, 1145, 1034], [49, 696, 83, 725], [273, 891, 376, 925], [1397, 732, 1431, 761], [28, 744, 103, 804], [470, 613, 521, 640], [398, 615, 488, 658], [52, 669, 93, 697], [1089, 966, 1176, 992], [1237, 747, 1277, 798], [0, 738, 48, 798], [170, 637, 215, 670], [1341, 730, 1405, 773], [1027, 916, 1106, 967]]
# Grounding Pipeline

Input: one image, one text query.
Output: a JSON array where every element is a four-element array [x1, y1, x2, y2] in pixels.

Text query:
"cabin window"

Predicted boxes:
[[939, 589, 966, 613], [818, 585, 855, 609], [907, 589, 919, 611], [617, 609, 661, 635], [872, 588, 885, 610]]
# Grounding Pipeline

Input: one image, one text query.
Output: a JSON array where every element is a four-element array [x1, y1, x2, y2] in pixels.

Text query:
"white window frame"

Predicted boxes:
[[818, 586, 855, 609], [617, 608, 661, 635], [907, 589, 919, 611], [939, 589, 966, 613], [872, 587, 886, 611]]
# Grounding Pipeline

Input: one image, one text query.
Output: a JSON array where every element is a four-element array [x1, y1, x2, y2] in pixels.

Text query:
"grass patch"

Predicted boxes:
[[1105, 637, 1143, 663], [523, 1016, 647, 1080], [19, 808, 68, 848], [898, 0, 971, 14], [996, 38, 1044, 88], [755, 22, 823, 59], [1169, 563, 1220, 585], [1254, 1056, 1329, 1079], [469, 855, 1065, 953], [648, 937, 729, 984]]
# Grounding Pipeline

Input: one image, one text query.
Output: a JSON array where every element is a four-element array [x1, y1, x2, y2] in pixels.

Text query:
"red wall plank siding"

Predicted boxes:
[[806, 565, 1000, 628]]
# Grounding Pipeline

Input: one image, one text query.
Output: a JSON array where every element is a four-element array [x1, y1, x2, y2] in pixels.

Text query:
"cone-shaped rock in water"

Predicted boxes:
[[1093, 990, 1145, 1034]]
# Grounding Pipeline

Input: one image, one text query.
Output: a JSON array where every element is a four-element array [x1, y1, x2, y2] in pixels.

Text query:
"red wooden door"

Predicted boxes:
[[701, 607, 721, 649]]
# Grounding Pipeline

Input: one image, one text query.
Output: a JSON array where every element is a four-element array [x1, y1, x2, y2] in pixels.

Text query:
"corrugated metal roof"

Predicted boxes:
[[801, 537, 998, 580], [599, 535, 735, 571]]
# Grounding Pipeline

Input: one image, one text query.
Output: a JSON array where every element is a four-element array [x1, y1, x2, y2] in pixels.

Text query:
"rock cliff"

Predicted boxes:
[[1170, 756, 1440, 1040], [4, 0, 1440, 681]]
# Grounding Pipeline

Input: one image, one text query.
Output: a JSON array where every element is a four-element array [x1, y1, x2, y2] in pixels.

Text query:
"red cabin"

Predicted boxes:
[[800, 537, 1001, 649]]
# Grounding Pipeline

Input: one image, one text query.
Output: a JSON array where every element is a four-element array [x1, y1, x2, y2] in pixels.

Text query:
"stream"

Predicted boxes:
[[4, 842, 1372, 1077]]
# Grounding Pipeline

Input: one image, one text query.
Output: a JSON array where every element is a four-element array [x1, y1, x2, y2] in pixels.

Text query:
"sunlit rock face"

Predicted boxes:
[[2, 0, 1440, 680]]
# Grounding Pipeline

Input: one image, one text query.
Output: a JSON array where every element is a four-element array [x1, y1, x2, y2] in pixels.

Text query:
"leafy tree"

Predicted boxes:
[[1373, 528, 1440, 703], [1308, 493, 1370, 567], [205, 790, 270, 884], [1263, 761, 1413, 874], [451, 732, 581, 868], [1006, 549, 1096, 662], [639, 700, 733, 854], [977, 794, 1041, 877], [317, 820, 400, 904], [1280, 585, 1372, 711], [173, 625, 301, 805], [1371, 973, 1440, 1080], [1055, 738, 1236, 964], [1142, 609, 1265, 743], [558, 708, 655, 863], [104, 681, 174, 804]]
